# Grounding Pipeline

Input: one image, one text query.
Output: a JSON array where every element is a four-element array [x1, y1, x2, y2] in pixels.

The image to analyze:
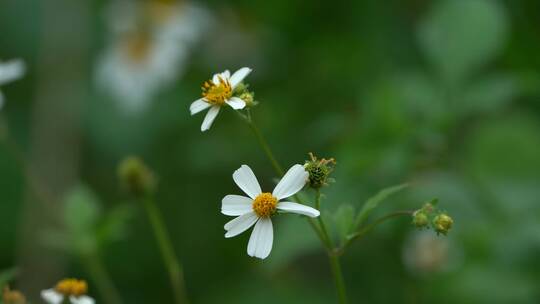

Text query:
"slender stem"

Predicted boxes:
[[315, 189, 332, 248], [329, 253, 348, 304], [83, 253, 123, 304], [142, 196, 189, 304], [246, 117, 284, 176], [339, 210, 413, 254]]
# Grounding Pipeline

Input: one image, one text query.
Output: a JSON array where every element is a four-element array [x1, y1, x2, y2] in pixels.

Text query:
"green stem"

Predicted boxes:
[[316, 189, 348, 303], [246, 116, 284, 176], [339, 211, 413, 254], [83, 253, 123, 304], [142, 196, 190, 304], [315, 189, 332, 248], [329, 253, 348, 304]]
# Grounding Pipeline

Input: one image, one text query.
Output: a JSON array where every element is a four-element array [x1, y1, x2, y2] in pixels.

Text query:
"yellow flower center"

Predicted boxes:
[[55, 279, 88, 297], [123, 32, 151, 63], [201, 77, 232, 106], [252, 193, 278, 218]]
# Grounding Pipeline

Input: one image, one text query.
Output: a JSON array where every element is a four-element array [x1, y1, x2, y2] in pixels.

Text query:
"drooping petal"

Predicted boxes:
[[226, 97, 246, 110], [229, 67, 252, 88], [70, 295, 95, 304], [272, 164, 308, 200], [0, 59, 25, 85], [190, 98, 210, 115], [200, 106, 220, 132], [247, 217, 273, 259], [41, 289, 64, 304], [224, 212, 258, 238], [222, 194, 254, 216], [233, 165, 262, 199], [277, 202, 320, 217]]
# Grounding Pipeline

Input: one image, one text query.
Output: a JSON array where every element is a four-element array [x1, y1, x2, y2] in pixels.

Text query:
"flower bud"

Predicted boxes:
[[3, 286, 26, 304], [239, 91, 256, 107], [117, 156, 156, 197], [304, 152, 336, 189], [433, 213, 453, 235], [412, 210, 429, 228]]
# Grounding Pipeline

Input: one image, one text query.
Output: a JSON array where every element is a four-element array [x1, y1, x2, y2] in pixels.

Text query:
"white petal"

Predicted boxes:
[[247, 217, 273, 259], [277, 202, 320, 217], [272, 164, 308, 200], [221, 194, 253, 216], [230, 67, 252, 88], [190, 98, 210, 115], [226, 97, 246, 110], [233, 165, 262, 199], [70, 295, 95, 304], [0, 59, 25, 85], [201, 106, 220, 132], [41, 289, 64, 304], [212, 70, 230, 84], [224, 212, 258, 238]]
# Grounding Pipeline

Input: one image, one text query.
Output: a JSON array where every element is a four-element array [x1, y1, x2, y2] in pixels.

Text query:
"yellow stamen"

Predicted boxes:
[[252, 193, 278, 218], [201, 76, 232, 106], [55, 278, 88, 297]]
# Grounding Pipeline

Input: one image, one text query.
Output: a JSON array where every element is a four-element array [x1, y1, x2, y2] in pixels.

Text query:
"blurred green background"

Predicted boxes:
[[1, 0, 540, 303]]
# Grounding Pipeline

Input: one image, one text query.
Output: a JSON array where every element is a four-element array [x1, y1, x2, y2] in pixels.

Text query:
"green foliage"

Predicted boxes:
[[419, 0, 508, 85], [353, 183, 409, 230]]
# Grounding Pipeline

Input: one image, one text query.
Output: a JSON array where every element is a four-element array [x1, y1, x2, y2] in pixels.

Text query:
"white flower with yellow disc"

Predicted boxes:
[[190, 67, 252, 132], [41, 279, 94, 304], [221, 164, 320, 259]]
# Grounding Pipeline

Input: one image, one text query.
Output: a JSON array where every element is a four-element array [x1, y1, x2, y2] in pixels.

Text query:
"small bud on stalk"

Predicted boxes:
[[433, 213, 453, 235], [117, 156, 156, 197]]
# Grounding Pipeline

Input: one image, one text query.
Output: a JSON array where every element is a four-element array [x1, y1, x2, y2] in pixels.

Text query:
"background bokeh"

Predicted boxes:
[[1, 0, 540, 303]]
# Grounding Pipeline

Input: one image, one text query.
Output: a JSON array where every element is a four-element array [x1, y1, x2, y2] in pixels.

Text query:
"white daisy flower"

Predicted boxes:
[[96, 0, 210, 114], [190, 67, 252, 132], [222, 164, 320, 259], [0, 59, 26, 109], [41, 279, 94, 304]]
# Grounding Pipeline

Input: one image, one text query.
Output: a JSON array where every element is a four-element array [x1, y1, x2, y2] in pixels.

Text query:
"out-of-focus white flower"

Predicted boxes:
[[190, 67, 252, 131], [96, 0, 211, 114], [222, 164, 320, 259], [402, 231, 450, 275], [0, 59, 25, 109], [41, 279, 94, 304]]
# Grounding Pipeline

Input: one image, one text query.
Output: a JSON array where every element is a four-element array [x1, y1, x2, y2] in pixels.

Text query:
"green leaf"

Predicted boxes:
[[458, 74, 519, 117], [354, 183, 409, 229], [333, 203, 355, 242], [418, 0, 508, 84]]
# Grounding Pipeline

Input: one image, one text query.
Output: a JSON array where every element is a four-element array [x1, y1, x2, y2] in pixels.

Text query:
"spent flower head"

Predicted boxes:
[[304, 152, 336, 189], [221, 164, 320, 259], [118, 156, 156, 196], [190, 67, 252, 131], [41, 278, 94, 304], [3, 286, 26, 304]]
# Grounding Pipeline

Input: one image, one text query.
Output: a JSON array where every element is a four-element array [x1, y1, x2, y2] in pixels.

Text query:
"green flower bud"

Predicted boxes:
[[117, 156, 156, 197], [432, 213, 453, 235], [304, 152, 336, 189], [239, 91, 256, 107], [412, 210, 429, 228]]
